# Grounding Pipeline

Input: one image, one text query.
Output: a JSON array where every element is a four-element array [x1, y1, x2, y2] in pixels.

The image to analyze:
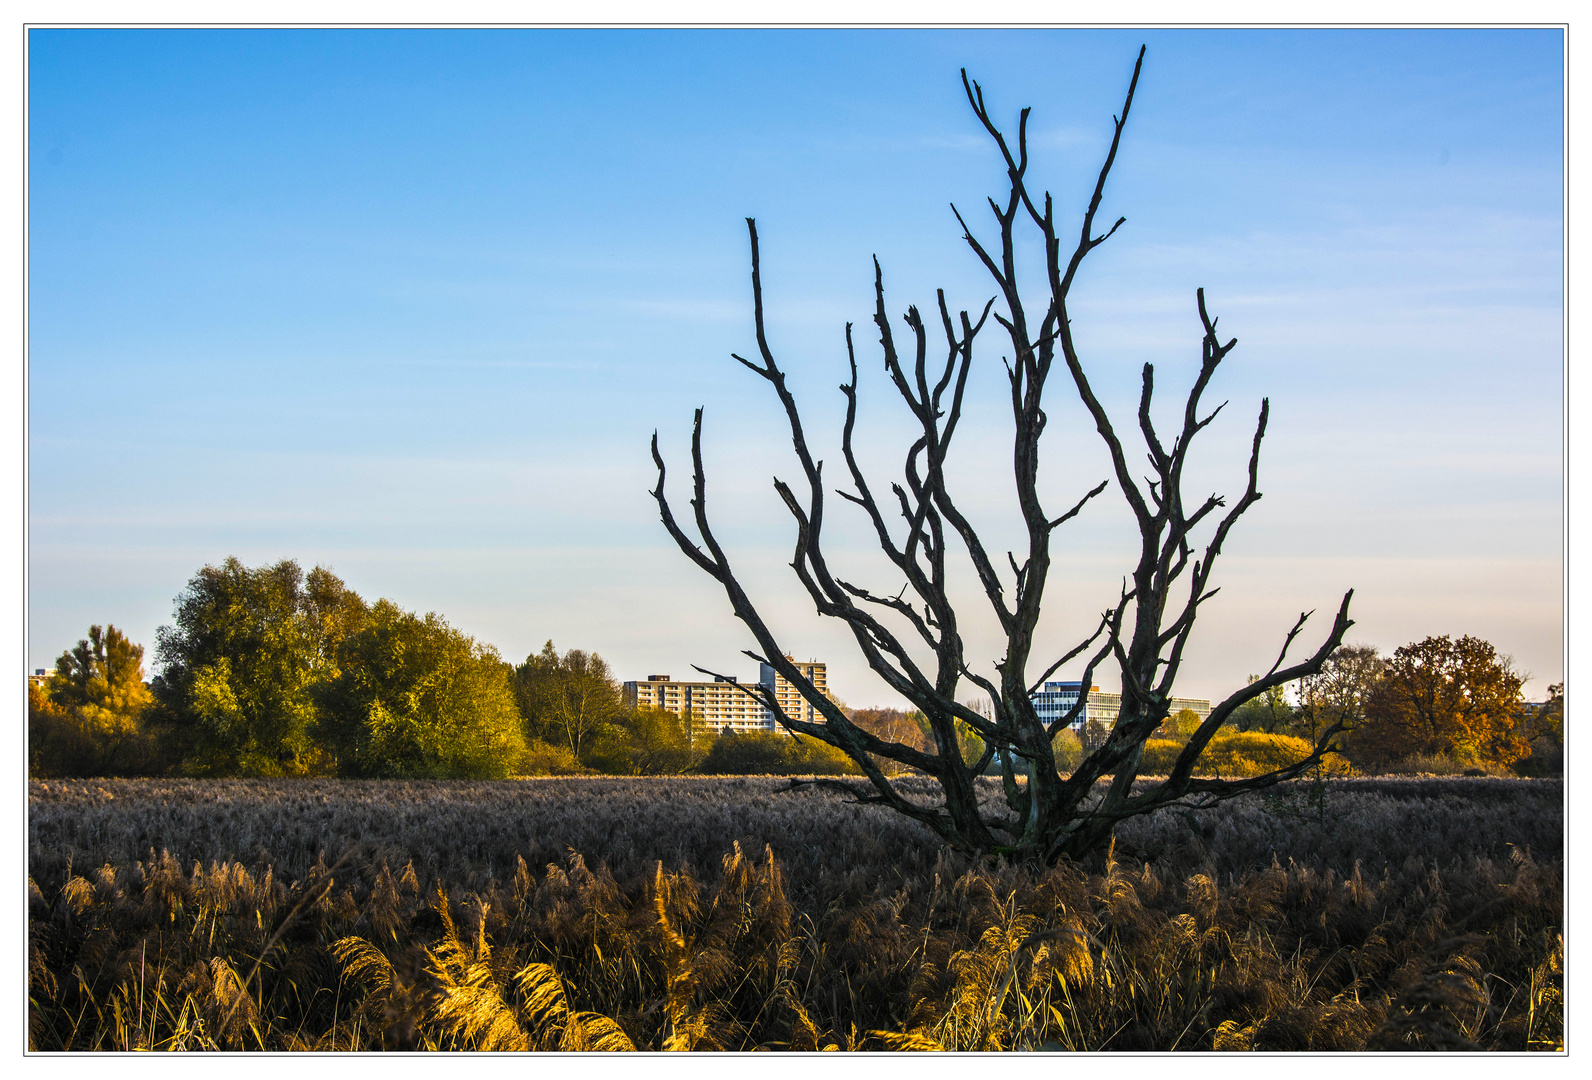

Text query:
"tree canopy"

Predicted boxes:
[[48, 623, 152, 729], [52, 558, 732, 780], [1296, 643, 1385, 745], [1352, 635, 1526, 768], [314, 600, 526, 779], [152, 558, 365, 775], [31, 624, 157, 776], [582, 706, 705, 776], [513, 642, 626, 760], [1225, 681, 1295, 735]]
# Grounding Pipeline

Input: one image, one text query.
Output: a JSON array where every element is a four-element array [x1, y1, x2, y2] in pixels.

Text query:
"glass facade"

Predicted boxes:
[[1029, 681, 1212, 731]]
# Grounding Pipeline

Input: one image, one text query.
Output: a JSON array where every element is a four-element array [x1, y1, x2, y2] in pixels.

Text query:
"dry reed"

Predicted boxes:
[[29, 776, 1562, 1052]]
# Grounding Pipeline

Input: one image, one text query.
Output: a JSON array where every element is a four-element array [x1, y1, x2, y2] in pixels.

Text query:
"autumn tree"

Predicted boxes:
[[152, 558, 366, 775], [847, 706, 932, 753], [31, 624, 158, 776], [313, 600, 526, 779], [51, 624, 151, 724], [513, 641, 626, 761], [1352, 635, 1526, 769], [652, 48, 1354, 863], [846, 706, 935, 775]]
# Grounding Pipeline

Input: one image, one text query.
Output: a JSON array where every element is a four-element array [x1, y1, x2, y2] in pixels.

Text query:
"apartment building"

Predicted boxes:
[[624, 674, 773, 734], [759, 658, 828, 725], [623, 656, 830, 735]]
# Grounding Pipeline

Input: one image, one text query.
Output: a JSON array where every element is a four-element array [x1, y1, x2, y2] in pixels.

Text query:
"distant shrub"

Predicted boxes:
[[1137, 739, 1183, 775], [1138, 732, 1351, 778], [1513, 739, 1563, 778], [29, 682, 167, 778], [696, 731, 862, 776], [1373, 750, 1497, 777], [516, 739, 588, 777], [581, 707, 705, 776]]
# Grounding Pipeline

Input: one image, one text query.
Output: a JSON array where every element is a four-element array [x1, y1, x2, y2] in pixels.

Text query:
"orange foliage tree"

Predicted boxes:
[[1353, 635, 1526, 767]]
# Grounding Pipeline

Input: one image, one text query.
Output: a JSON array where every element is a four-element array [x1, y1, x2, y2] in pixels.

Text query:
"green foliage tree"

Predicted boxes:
[[513, 642, 626, 762], [1351, 635, 1526, 769], [152, 558, 365, 775], [582, 705, 706, 776], [1155, 707, 1204, 743], [626, 706, 706, 774], [1227, 678, 1295, 734], [313, 600, 526, 778], [1051, 727, 1084, 773]]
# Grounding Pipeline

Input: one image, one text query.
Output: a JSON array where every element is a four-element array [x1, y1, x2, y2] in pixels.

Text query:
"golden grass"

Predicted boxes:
[[29, 820, 1562, 1051]]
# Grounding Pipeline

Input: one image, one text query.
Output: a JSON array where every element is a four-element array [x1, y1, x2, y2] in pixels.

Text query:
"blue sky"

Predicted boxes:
[[27, 27, 1564, 704]]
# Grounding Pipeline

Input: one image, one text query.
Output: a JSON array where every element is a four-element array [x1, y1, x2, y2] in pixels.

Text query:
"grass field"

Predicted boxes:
[[29, 776, 1563, 1051]]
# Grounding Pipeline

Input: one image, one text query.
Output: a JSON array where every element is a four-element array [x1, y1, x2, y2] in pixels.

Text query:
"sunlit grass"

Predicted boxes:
[[29, 777, 1562, 1051]]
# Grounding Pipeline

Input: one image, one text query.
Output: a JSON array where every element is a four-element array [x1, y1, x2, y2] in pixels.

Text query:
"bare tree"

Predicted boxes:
[[1296, 643, 1386, 745], [651, 47, 1355, 864]]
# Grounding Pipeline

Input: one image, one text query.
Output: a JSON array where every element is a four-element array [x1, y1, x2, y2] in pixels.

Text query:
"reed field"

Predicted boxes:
[[29, 776, 1562, 1052]]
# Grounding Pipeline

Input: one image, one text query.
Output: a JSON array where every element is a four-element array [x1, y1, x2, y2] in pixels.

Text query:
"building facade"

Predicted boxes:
[[1030, 681, 1123, 729], [1030, 680, 1212, 746], [624, 657, 830, 735], [759, 658, 828, 725], [624, 674, 773, 734]]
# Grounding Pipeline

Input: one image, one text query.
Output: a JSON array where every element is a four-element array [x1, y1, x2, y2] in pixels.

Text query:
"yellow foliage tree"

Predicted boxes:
[[31, 624, 157, 776]]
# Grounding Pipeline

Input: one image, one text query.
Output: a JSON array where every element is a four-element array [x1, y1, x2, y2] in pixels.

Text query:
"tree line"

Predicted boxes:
[[27, 557, 854, 780], [831, 636, 1561, 781], [1140, 637, 1561, 777], [29, 557, 1560, 781]]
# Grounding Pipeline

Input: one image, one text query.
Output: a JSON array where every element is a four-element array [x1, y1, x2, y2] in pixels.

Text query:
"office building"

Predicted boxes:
[[1031, 680, 1211, 741]]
